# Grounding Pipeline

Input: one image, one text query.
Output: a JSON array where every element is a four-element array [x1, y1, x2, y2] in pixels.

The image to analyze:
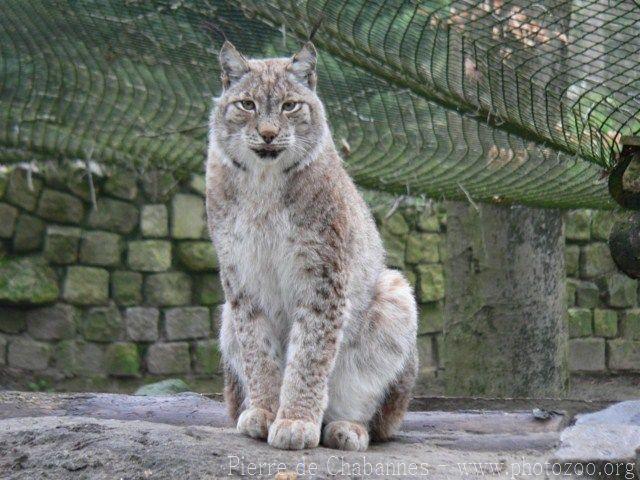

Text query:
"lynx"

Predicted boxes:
[[206, 40, 418, 451]]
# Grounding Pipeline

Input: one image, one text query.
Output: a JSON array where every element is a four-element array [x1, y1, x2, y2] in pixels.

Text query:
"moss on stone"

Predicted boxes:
[[195, 275, 224, 305], [194, 340, 221, 375], [593, 309, 618, 338], [106, 343, 141, 377], [111, 271, 143, 306], [63, 266, 109, 305], [416, 264, 444, 302], [0, 257, 59, 305], [135, 378, 191, 395], [568, 308, 592, 338], [83, 304, 122, 342], [127, 240, 171, 272], [176, 242, 218, 271]]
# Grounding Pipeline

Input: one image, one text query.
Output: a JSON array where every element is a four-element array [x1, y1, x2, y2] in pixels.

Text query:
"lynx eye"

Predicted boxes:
[[236, 100, 255, 111], [282, 101, 300, 113]]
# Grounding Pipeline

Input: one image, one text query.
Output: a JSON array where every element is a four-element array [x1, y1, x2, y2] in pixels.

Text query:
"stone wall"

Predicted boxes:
[[0, 166, 224, 392], [565, 210, 640, 374], [0, 165, 637, 394]]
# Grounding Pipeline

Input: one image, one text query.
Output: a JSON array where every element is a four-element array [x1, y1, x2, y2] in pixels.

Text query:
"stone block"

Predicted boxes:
[[416, 210, 440, 232], [593, 309, 618, 338], [13, 214, 45, 252], [88, 198, 138, 234], [621, 309, 640, 340], [111, 271, 143, 306], [380, 229, 405, 269], [44, 226, 81, 264], [580, 243, 615, 278], [171, 194, 206, 239], [568, 338, 605, 372], [0, 257, 59, 305], [605, 274, 637, 308], [405, 233, 440, 264], [551, 403, 640, 475], [417, 264, 444, 302], [165, 307, 210, 340], [67, 169, 99, 202], [608, 339, 640, 371], [379, 211, 410, 236], [135, 378, 190, 396], [565, 210, 591, 241], [189, 174, 206, 196], [568, 308, 592, 338], [147, 342, 190, 375], [566, 279, 577, 307], [26, 303, 79, 340], [142, 171, 177, 202], [591, 210, 617, 241], [0, 307, 27, 333], [141, 204, 168, 238], [418, 335, 437, 372], [104, 173, 138, 200], [105, 342, 140, 377], [125, 307, 159, 342], [55, 340, 105, 376], [405, 270, 417, 291], [5, 168, 42, 211], [176, 241, 218, 271], [127, 240, 171, 272], [418, 302, 444, 335], [80, 231, 122, 266], [36, 189, 84, 224], [194, 339, 221, 375], [0, 203, 18, 238], [144, 273, 192, 306], [195, 274, 225, 305], [575, 281, 601, 308], [63, 266, 109, 305], [83, 303, 122, 342], [565, 245, 580, 277], [8, 338, 51, 370], [0, 334, 5, 365]]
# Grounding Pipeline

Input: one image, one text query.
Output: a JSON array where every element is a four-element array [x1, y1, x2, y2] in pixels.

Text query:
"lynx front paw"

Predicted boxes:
[[322, 421, 369, 451], [237, 407, 275, 439], [267, 418, 320, 450]]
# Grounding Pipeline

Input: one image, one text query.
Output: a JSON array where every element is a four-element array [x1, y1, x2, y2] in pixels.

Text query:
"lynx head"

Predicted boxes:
[[210, 41, 328, 170]]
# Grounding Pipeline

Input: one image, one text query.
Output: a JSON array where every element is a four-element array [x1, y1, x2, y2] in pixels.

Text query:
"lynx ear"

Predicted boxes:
[[288, 42, 317, 90], [219, 41, 249, 88]]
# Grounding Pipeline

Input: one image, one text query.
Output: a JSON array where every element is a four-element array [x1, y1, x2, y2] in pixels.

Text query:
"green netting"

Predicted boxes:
[[1, 0, 638, 208]]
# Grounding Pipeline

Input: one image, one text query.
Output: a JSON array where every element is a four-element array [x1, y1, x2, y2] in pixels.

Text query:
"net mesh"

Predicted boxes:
[[1, 0, 639, 208]]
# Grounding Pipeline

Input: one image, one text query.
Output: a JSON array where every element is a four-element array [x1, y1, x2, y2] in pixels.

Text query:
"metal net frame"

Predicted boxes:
[[1, 0, 639, 208]]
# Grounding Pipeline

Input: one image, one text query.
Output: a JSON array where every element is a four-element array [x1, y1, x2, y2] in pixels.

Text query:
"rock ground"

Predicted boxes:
[[0, 392, 564, 480]]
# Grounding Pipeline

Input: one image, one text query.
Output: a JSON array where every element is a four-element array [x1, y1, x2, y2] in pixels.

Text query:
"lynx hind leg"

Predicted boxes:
[[324, 269, 417, 450], [220, 303, 247, 423], [370, 348, 417, 442], [223, 360, 245, 423]]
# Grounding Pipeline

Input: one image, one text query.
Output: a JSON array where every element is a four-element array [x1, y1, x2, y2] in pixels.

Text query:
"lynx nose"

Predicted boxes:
[[258, 125, 279, 144]]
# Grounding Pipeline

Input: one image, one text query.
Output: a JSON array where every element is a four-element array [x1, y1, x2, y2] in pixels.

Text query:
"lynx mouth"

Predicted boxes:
[[252, 147, 283, 159]]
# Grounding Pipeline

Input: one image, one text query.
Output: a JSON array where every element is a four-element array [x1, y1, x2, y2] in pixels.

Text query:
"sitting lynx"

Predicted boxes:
[[206, 40, 418, 451]]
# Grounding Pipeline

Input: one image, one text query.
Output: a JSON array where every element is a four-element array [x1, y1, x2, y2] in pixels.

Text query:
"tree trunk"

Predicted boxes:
[[443, 201, 568, 397]]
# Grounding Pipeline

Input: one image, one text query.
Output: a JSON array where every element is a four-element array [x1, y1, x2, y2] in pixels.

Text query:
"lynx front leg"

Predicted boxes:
[[267, 307, 343, 450], [268, 281, 345, 450], [220, 299, 283, 440]]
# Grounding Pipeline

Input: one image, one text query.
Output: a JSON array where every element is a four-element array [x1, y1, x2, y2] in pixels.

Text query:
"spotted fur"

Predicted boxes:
[[206, 41, 418, 451]]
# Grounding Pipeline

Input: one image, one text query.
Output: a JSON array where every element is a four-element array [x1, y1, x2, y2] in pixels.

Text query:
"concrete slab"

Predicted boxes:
[[552, 400, 640, 479]]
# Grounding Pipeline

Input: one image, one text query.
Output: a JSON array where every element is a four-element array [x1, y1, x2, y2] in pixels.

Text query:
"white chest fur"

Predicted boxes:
[[218, 164, 302, 327]]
